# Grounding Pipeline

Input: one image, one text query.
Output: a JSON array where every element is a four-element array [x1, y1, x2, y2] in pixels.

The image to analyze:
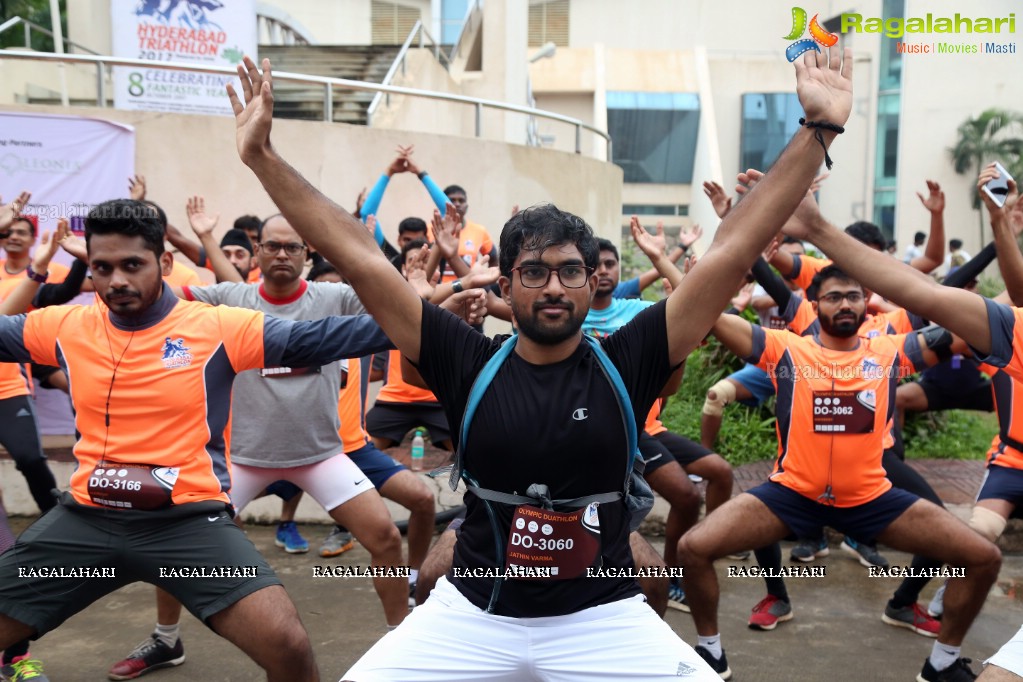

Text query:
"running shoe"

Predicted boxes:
[[667, 582, 690, 613], [882, 602, 940, 637], [928, 582, 946, 619], [319, 526, 354, 557], [0, 656, 49, 682], [726, 550, 751, 560], [748, 595, 793, 631], [841, 536, 889, 568], [275, 521, 309, 554], [108, 635, 185, 680], [917, 657, 977, 681], [694, 646, 731, 680], [790, 537, 829, 562]]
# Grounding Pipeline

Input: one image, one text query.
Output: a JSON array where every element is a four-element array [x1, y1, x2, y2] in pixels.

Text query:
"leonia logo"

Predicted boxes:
[[783, 7, 838, 62], [161, 337, 193, 369]]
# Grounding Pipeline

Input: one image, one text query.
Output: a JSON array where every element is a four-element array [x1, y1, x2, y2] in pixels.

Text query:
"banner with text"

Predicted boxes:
[[0, 111, 135, 434], [111, 0, 256, 116]]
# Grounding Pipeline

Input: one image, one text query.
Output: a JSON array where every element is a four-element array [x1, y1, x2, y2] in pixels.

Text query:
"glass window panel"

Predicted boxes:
[[740, 93, 803, 172], [607, 92, 700, 184]]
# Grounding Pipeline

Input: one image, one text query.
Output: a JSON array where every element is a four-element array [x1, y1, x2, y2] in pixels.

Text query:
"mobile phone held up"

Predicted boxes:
[[982, 162, 1014, 208]]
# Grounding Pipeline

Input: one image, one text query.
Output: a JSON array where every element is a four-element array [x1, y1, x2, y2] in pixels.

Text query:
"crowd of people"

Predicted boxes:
[[0, 44, 1017, 682]]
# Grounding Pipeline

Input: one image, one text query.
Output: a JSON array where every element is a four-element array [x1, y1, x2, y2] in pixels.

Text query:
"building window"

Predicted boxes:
[[875, 94, 900, 184], [371, 0, 421, 44], [607, 92, 700, 184], [622, 205, 690, 216], [873, 189, 896, 240], [528, 0, 569, 47], [878, 0, 905, 91], [441, 0, 470, 44], [740, 93, 802, 173]]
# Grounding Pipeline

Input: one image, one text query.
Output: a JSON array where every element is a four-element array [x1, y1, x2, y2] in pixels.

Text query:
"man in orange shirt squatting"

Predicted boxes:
[[0, 199, 394, 682]]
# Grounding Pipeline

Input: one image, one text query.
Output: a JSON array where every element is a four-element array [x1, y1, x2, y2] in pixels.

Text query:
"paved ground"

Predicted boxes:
[[9, 517, 1023, 682]]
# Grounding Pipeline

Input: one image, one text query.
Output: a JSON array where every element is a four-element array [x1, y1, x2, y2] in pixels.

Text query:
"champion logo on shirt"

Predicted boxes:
[[161, 337, 193, 369]]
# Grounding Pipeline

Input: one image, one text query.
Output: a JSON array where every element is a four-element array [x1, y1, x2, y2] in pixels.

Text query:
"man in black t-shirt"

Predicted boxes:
[[232, 45, 853, 681]]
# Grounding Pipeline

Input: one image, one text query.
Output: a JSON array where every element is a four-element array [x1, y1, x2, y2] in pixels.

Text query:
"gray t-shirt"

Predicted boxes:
[[186, 281, 366, 467]]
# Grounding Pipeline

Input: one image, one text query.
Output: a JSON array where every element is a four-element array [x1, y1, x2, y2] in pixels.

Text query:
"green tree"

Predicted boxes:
[[949, 108, 1023, 243], [0, 0, 67, 53]]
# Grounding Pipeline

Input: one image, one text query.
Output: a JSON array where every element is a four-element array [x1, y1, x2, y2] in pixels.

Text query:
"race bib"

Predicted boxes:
[[87, 463, 179, 510], [812, 390, 875, 434], [504, 502, 602, 580]]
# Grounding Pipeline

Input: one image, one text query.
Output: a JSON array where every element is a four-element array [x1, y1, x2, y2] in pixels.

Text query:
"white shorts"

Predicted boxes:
[[987, 625, 1023, 676], [230, 455, 375, 513], [342, 576, 718, 682]]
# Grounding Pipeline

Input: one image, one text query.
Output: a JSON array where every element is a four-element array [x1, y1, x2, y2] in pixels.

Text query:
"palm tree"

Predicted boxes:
[[949, 109, 1023, 243]]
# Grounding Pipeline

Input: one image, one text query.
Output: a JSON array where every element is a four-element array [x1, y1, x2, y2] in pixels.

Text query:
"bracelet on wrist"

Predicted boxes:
[[26, 265, 48, 283], [799, 118, 845, 170], [417, 170, 428, 180], [451, 279, 464, 294]]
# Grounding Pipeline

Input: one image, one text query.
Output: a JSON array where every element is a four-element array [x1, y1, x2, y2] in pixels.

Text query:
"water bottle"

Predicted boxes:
[[411, 429, 425, 472]]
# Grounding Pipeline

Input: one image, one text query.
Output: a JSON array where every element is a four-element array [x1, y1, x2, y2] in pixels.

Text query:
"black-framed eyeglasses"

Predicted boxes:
[[818, 291, 864, 305], [511, 264, 594, 288], [259, 241, 307, 256]]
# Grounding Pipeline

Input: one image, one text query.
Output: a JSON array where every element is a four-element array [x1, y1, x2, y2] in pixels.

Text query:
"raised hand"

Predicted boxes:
[[355, 186, 367, 215], [440, 289, 488, 326], [227, 56, 275, 165], [678, 223, 703, 250], [702, 181, 732, 218], [810, 171, 830, 193], [978, 164, 1018, 219], [387, 155, 409, 176], [916, 180, 945, 214], [794, 44, 853, 126], [186, 196, 220, 237], [467, 253, 500, 288], [364, 214, 377, 235], [629, 216, 666, 259], [59, 232, 88, 262], [405, 244, 434, 299], [762, 236, 781, 263], [432, 204, 461, 259], [683, 254, 698, 276], [731, 282, 756, 311], [128, 175, 147, 201], [0, 191, 30, 232], [33, 218, 69, 272]]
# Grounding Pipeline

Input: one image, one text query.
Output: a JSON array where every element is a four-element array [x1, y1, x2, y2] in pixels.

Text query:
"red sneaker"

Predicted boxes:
[[748, 595, 794, 631]]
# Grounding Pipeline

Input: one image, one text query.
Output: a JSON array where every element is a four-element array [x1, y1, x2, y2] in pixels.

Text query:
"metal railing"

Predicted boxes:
[[0, 49, 612, 159], [366, 19, 450, 124], [0, 16, 99, 55]]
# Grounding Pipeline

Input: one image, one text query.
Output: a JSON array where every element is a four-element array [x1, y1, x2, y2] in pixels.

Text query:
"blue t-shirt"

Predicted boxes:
[[584, 298, 653, 338], [613, 277, 641, 299]]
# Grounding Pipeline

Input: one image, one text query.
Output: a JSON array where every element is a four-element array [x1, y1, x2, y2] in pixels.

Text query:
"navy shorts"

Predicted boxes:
[[746, 481, 919, 545], [347, 442, 406, 489], [729, 364, 776, 407], [976, 464, 1023, 518], [265, 480, 303, 501], [638, 432, 712, 475]]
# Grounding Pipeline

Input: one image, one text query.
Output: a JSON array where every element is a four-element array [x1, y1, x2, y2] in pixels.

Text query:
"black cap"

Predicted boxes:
[[220, 228, 253, 255]]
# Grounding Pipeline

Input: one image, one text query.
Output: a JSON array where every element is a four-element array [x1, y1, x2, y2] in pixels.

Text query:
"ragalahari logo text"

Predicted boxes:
[[784, 7, 839, 62]]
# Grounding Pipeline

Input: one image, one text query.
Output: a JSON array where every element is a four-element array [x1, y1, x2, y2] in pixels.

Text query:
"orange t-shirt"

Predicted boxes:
[[0, 260, 71, 284], [338, 356, 373, 453], [375, 348, 439, 405], [644, 399, 666, 436], [750, 326, 923, 506], [0, 278, 34, 399], [163, 260, 202, 287], [429, 221, 494, 283], [788, 254, 831, 292], [978, 362, 1023, 471], [18, 299, 267, 507]]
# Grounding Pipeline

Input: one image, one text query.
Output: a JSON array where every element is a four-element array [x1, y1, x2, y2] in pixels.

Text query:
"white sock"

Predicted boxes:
[[154, 622, 180, 648], [697, 635, 722, 659], [409, 569, 419, 584], [929, 642, 961, 671]]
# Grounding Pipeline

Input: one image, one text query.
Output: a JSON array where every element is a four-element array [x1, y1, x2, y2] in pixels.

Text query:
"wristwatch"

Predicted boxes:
[[25, 266, 48, 283], [451, 279, 464, 293]]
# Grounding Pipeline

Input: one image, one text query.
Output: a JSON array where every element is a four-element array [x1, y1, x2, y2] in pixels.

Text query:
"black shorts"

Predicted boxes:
[[977, 464, 1023, 518], [918, 377, 993, 413], [638, 431, 712, 475], [746, 481, 919, 545], [0, 493, 280, 637], [366, 402, 451, 445]]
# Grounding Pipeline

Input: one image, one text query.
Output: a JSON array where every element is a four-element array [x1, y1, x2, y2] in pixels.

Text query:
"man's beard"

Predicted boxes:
[[819, 309, 865, 338], [512, 297, 587, 345]]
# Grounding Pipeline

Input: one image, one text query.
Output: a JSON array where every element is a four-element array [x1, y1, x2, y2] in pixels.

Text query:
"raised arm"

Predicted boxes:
[[0, 220, 69, 315], [663, 45, 853, 365], [711, 313, 757, 360], [984, 166, 1023, 305], [186, 195, 242, 283], [785, 193, 992, 354], [908, 180, 945, 273], [230, 58, 424, 360], [630, 217, 684, 289]]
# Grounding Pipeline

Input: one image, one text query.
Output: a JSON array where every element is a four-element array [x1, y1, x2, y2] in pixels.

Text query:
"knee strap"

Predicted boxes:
[[968, 506, 1007, 543], [702, 379, 738, 417]]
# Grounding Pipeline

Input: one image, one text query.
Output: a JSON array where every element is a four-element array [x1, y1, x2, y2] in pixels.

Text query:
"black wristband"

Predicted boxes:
[[451, 279, 464, 293], [417, 171, 428, 180], [799, 118, 845, 170], [26, 266, 48, 283]]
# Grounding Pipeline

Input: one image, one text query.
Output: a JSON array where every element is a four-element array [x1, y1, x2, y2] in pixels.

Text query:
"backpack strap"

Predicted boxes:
[[582, 334, 638, 493]]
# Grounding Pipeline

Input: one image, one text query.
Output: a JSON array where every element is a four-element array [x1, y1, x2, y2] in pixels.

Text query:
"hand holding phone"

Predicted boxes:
[[982, 162, 1014, 208]]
